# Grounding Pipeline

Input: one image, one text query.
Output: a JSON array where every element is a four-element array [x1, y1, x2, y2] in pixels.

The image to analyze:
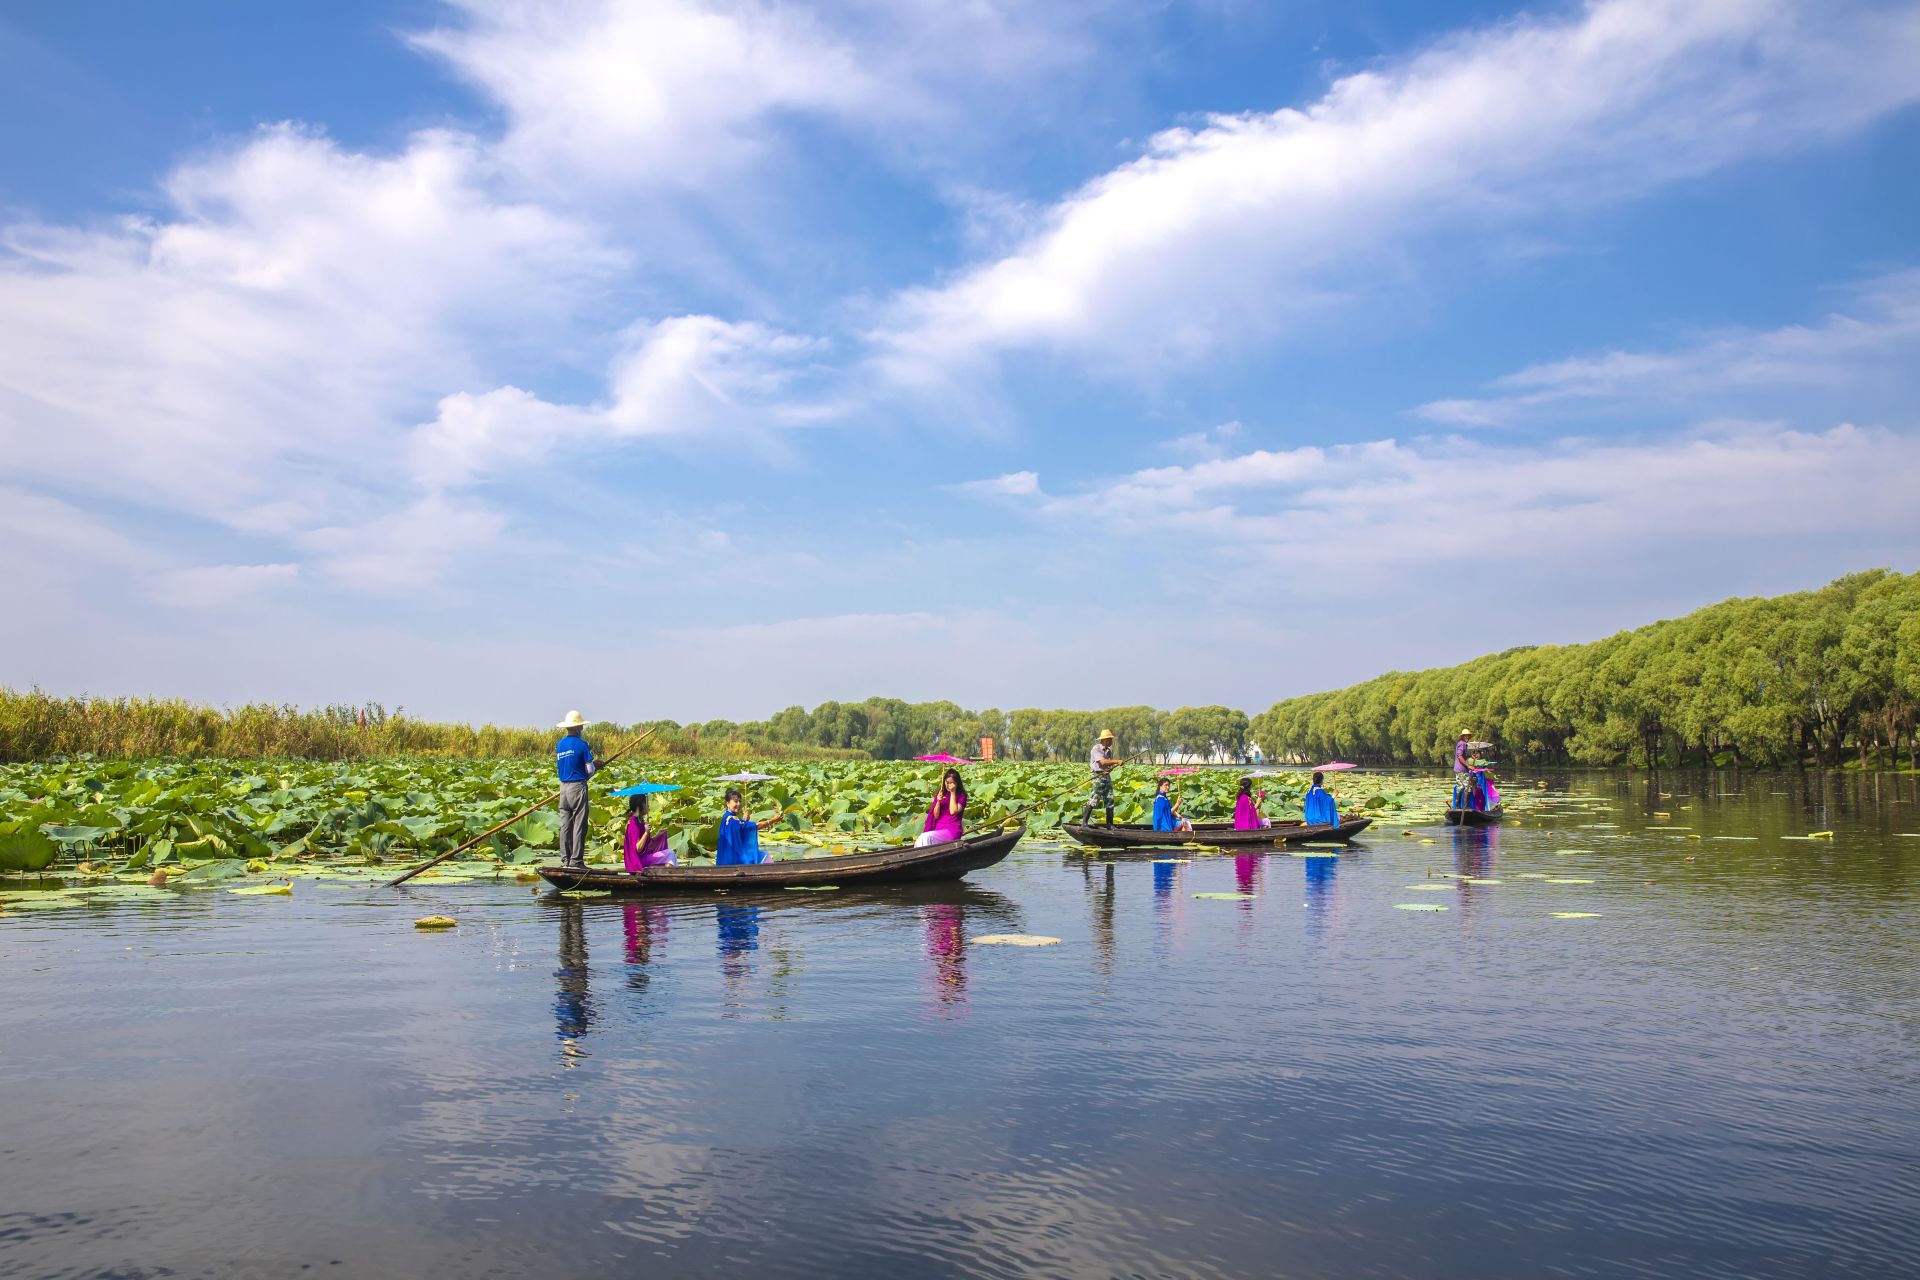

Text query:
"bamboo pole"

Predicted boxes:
[[993, 761, 1128, 828], [387, 724, 664, 887]]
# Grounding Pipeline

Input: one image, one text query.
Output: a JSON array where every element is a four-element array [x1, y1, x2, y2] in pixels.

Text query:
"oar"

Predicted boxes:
[[387, 724, 666, 887], [994, 762, 1130, 828]]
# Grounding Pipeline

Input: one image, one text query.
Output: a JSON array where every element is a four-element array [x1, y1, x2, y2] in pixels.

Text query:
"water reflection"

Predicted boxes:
[[1303, 854, 1339, 939], [1451, 824, 1501, 919], [716, 903, 761, 1016], [1082, 861, 1117, 988], [622, 901, 668, 997], [553, 900, 594, 1063], [920, 903, 967, 1015]]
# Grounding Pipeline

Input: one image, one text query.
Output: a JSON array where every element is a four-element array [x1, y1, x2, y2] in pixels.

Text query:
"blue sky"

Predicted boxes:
[[3, 0, 1918, 726]]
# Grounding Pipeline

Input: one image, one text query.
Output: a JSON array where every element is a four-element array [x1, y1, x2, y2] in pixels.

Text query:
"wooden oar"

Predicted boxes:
[[387, 724, 665, 887], [994, 761, 1129, 828]]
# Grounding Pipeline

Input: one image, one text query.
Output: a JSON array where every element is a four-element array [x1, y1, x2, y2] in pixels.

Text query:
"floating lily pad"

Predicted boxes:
[[1402, 883, 1451, 891], [783, 885, 839, 891], [1551, 911, 1601, 919], [1394, 903, 1448, 912], [973, 934, 1061, 946], [1150, 858, 1191, 865], [1544, 878, 1595, 884], [1460, 877, 1502, 884], [414, 915, 458, 929], [1808, 831, 1834, 839], [558, 890, 612, 898], [228, 884, 291, 896], [1194, 892, 1254, 900]]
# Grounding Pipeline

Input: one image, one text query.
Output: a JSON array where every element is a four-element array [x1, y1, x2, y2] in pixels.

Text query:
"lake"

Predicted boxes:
[[3, 769, 1917, 1278]]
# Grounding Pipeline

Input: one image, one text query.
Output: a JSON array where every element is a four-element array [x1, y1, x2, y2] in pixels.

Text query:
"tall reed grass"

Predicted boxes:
[[0, 688, 863, 763]]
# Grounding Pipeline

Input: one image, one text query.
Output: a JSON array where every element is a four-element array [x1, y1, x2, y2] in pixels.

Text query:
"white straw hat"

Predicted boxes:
[[556, 710, 588, 728]]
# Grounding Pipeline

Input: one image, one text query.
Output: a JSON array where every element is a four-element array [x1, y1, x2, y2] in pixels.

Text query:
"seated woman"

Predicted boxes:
[[1151, 779, 1193, 832], [916, 768, 968, 847], [1232, 778, 1271, 830], [1302, 771, 1340, 826], [623, 793, 676, 871], [716, 788, 782, 866]]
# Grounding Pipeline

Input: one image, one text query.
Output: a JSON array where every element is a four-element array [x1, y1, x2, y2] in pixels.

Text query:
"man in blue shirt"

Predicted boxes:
[[554, 710, 598, 869]]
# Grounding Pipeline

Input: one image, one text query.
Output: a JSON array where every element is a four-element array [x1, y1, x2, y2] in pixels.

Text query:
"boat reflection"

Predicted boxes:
[[1450, 823, 1501, 918]]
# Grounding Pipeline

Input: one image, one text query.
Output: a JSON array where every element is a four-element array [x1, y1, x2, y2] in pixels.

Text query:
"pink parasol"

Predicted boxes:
[[914, 754, 968, 764], [1312, 762, 1358, 772], [1158, 766, 1200, 776]]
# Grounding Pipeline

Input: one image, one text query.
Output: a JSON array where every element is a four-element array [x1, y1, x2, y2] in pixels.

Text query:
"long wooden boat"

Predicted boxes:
[[1444, 806, 1504, 826], [535, 824, 1025, 893], [1060, 816, 1373, 850]]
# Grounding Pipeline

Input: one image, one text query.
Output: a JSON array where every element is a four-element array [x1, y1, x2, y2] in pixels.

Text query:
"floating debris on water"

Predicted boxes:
[[974, 934, 1061, 946], [1544, 878, 1595, 884], [1195, 892, 1255, 900], [1551, 912, 1602, 919], [414, 915, 457, 929], [1394, 903, 1448, 912], [227, 884, 291, 896]]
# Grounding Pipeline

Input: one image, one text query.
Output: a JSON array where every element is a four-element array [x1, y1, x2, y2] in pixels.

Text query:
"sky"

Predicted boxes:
[[2, 0, 1917, 726]]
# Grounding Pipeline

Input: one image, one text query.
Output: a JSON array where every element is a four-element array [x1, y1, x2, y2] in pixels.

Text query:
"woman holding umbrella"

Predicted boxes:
[[715, 771, 783, 866], [614, 783, 681, 871]]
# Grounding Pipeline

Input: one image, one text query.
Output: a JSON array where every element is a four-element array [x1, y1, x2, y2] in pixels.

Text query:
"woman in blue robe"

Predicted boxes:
[[716, 788, 780, 865], [1150, 780, 1192, 832], [1303, 771, 1340, 826]]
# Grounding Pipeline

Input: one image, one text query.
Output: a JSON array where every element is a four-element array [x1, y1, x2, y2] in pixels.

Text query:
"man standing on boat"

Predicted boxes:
[[555, 711, 598, 871], [1454, 731, 1472, 773], [1081, 728, 1119, 826]]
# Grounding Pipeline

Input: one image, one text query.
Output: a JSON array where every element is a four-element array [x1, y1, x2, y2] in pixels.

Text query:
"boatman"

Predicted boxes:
[[555, 710, 598, 870], [1081, 728, 1120, 826], [1454, 730, 1472, 773]]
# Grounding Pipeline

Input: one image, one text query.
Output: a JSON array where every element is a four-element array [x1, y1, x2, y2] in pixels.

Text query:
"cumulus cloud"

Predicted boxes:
[[409, 315, 833, 487], [299, 495, 509, 593], [0, 124, 616, 518], [874, 0, 1920, 379], [410, 0, 875, 186]]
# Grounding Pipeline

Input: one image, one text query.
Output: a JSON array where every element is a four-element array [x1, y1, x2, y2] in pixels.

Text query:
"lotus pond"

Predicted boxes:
[[3, 765, 1918, 1278]]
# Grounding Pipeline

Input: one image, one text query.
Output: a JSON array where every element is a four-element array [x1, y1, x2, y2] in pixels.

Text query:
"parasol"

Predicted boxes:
[[1158, 766, 1200, 776], [715, 771, 776, 783], [609, 782, 681, 796], [1311, 762, 1358, 772], [1467, 741, 1494, 750], [1240, 769, 1283, 778], [913, 754, 968, 764]]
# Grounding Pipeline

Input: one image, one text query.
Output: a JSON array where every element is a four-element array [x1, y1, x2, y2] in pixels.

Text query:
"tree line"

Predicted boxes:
[[1247, 570, 1920, 769]]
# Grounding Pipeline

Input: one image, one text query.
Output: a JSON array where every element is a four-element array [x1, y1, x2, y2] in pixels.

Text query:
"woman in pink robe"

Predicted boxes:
[[1232, 778, 1270, 830], [916, 768, 968, 847], [623, 794, 676, 872]]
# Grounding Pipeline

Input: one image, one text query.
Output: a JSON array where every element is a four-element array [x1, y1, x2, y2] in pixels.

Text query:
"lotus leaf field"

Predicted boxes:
[[0, 756, 1440, 883]]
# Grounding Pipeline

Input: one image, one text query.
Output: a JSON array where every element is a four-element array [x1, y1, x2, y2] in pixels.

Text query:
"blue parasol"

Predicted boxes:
[[610, 782, 682, 796]]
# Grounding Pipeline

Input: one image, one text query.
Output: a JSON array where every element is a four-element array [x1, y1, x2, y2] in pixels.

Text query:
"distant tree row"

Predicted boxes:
[[699, 700, 1254, 763], [1248, 570, 1920, 769]]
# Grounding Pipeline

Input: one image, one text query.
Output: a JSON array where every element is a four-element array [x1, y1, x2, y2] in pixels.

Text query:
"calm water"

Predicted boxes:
[[3, 770, 1919, 1279]]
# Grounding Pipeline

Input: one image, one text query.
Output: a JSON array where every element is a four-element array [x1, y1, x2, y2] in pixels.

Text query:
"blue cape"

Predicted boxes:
[[1151, 793, 1180, 831], [1303, 785, 1339, 826], [716, 811, 764, 865]]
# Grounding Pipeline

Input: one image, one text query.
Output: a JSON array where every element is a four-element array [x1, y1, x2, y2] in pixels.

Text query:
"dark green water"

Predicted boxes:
[[2, 770, 1917, 1278]]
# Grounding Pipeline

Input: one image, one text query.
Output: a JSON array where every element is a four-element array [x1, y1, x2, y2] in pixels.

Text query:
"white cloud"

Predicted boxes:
[[875, 0, 1920, 378], [0, 124, 616, 520], [409, 315, 832, 487], [948, 470, 1041, 500], [412, 0, 874, 186], [961, 422, 1920, 580], [1416, 268, 1920, 426], [299, 495, 508, 593]]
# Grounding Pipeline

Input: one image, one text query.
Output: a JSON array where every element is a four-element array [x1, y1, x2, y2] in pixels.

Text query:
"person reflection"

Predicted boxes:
[[1303, 853, 1338, 939], [716, 903, 761, 1015], [1234, 853, 1261, 896], [921, 902, 968, 1014], [1451, 824, 1500, 917], [622, 901, 668, 998], [1083, 861, 1117, 986], [554, 900, 594, 1063]]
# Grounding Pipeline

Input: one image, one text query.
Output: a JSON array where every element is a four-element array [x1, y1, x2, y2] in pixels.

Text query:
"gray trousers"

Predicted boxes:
[[559, 780, 590, 868]]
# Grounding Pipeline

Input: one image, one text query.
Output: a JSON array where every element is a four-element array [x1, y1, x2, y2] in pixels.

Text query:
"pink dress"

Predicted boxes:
[[624, 815, 675, 872], [922, 794, 966, 843], [1233, 793, 1262, 830]]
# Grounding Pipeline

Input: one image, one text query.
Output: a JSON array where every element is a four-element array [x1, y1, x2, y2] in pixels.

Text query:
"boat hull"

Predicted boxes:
[[536, 824, 1025, 893], [1060, 817, 1373, 850], [1444, 806, 1504, 826]]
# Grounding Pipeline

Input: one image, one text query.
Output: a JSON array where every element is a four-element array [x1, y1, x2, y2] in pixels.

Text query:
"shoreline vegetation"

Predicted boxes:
[[3, 570, 1914, 770]]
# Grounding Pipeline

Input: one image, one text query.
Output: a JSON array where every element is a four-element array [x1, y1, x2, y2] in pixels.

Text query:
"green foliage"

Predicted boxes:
[[1249, 570, 1920, 769]]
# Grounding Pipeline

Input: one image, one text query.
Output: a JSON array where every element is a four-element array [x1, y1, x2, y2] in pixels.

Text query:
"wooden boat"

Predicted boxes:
[[1060, 816, 1373, 850], [1444, 806, 1504, 826], [535, 824, 1025, 893]]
